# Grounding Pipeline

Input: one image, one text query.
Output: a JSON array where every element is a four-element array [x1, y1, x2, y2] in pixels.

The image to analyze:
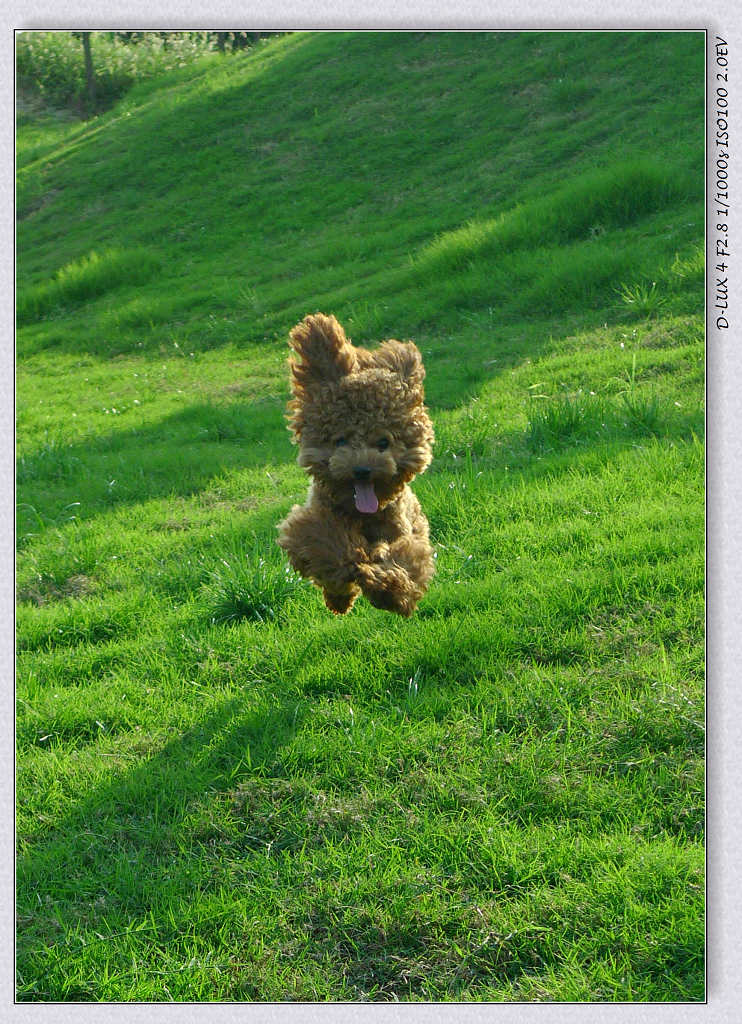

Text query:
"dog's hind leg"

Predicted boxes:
[[381, 535, 436, 594], [361, 528, 435, 616], [323, 584, 361, 615], [356, 561, 422, 617]]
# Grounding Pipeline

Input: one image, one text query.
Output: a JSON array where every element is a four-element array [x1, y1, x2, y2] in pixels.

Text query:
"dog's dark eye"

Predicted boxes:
[[335, 437, 347, 447], [377, 437, 390, 451]]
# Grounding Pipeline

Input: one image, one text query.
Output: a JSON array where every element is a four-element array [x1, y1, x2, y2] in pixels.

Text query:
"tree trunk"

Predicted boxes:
[[81, 32, 96, 116]]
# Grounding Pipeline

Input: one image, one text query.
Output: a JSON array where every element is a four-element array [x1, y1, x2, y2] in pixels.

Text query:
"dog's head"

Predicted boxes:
[[286, 313, 434, 513]]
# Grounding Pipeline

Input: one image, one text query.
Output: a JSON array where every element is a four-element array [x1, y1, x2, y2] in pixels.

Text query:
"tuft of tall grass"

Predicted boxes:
[[669, 245, 705, 284], [618, 352, 663, 434], [527, 391, 608, 451], [526, 382, 668, 452], [619, 389, 662, 434], [413, 159, 681, 277], [617, 280, 667, 319], [16, 590, 145, 652], [17, 247, 162, 324], [16, 437, 82, 484], [203, 545, 306, 625]]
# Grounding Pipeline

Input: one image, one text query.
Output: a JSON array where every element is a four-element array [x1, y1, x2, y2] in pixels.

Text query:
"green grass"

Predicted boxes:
[[16, 31, 705, 1002], [16, 247, 163, 324], [203, 542, 308, 625]]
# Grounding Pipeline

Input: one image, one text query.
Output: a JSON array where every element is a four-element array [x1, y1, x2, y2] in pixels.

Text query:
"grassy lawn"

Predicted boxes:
[[16, 31, 705, 1002]]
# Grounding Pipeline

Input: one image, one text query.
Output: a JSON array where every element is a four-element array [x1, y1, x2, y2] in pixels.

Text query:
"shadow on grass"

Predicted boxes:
[[13, 683, 549, 999], [17, 396, 294, 542], [16, 696, 306, 988]]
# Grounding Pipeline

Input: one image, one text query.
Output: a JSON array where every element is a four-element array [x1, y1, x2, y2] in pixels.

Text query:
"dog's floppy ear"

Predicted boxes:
[[288, 314, 356, 391], [287, 313, 356, 439], [372, 340, 425, 395]]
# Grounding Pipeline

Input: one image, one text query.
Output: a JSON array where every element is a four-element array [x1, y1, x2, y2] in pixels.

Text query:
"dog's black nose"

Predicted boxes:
[[353, 466, 372, 481]]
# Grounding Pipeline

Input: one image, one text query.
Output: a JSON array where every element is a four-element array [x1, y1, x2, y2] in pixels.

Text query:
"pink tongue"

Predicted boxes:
[[354, 481, 379, 514]]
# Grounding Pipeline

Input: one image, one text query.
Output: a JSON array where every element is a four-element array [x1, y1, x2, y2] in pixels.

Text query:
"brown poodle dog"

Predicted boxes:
[[277, 313, 435, 616]]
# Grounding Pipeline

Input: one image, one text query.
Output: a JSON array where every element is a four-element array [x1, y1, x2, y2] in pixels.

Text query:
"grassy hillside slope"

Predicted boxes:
[[16, 32, 705, 1002]]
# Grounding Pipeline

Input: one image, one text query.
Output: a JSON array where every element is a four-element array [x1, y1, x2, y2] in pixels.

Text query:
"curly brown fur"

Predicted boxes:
[[277, 313, 435, 616]]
